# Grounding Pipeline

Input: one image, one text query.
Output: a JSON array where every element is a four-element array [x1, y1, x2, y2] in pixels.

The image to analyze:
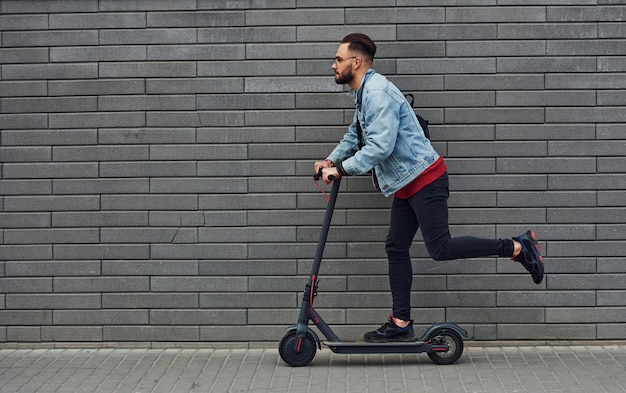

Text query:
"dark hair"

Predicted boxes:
[[341, 33, 376, 61]]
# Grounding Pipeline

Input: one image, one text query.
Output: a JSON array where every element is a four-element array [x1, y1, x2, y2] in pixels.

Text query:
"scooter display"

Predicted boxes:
[[279, 170, 469, 367]]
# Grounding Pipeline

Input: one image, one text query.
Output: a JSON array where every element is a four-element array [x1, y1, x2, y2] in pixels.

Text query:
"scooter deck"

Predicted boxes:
[[323, 340, 439, 354]]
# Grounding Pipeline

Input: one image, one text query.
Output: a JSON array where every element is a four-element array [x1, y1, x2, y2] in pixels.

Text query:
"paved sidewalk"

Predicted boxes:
[[0, 345, 625, 392]]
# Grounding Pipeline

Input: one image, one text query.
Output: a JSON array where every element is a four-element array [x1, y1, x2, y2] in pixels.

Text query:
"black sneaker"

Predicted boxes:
[[512, 230, 544, 284], [363, 316, 415, 343]]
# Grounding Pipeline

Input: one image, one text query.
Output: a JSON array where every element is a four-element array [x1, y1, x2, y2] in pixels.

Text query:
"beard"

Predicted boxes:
[[334, 68, 354, 85]]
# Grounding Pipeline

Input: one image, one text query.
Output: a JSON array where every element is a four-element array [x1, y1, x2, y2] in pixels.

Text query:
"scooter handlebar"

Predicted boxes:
[[313, 168, 335, 182]]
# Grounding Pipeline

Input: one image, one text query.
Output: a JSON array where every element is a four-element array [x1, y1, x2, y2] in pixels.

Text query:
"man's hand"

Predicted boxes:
[[313, 160, 338, 184]]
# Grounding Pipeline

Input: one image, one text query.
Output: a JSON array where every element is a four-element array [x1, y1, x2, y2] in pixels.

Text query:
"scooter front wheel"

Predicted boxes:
[[279, 331, 317, 367], [426, 328, 464, 365]]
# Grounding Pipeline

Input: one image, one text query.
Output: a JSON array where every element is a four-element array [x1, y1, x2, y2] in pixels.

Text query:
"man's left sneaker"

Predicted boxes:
[[363, 316, 416, 343], [512, 230, 544, 284]]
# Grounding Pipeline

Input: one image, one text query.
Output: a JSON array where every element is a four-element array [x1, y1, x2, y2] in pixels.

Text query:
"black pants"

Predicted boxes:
[[385, 173, 514, 321]]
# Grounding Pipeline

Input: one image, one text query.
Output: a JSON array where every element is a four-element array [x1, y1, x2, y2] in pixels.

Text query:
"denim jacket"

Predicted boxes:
[[326, 69, 440, 197]]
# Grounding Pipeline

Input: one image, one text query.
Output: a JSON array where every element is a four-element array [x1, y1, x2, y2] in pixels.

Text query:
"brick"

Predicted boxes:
[[6, 294, 101, 309], [6, 261, 99, 278], [497, 324, 595, 340], [0, 114, 48, 130], [50, 46, 147, 62], [496, 90, 596, 107], [498, 191, 597, 207], [53, 179, 149, 195], [446, 7, 546, 23], [151, 178, 247, 194], [0, 147, 50, 163], [449, 307, 545, 323], [102, 293, 198, 308], [41, 327, 102, 342], [2, 129, 97, 146], [0, 48, 49, 64], [151, 277, 247, 292], [52, 212, 148, 228], [545, 73, 626, 89], [148, 44, 244, 61], [446, 108, 545, 124], [147, 11, 244, 27], [199, 260, 296, 276], [49, 12, 146, 29], [101, 194, 198, 211], [2, 64, 97, 80], [598, 290, 626, 306], [49, 112, 145, 129], [1, 0, 97, 13], [6, 327, 41, 342], [2, 30, 98, 47], [199, 26, 294, 43], [4, 196, 100, 212], [448, 41, 546, 57], [4, 229, 99, 245], [399, 24, 496, 41], [54, 310, 148, 325], [0, 14, 48, 30], [150, 145, 247, 160], [146, 78, 243, 94], [0, 180, 51, 195], [100, 228, 176, 244], [151, 244, 247, 260], [99, 62, 196, 78], [496, 124, 595, 140], [598, 324, 626, 340], [198, 128, 294, 144], [247, 9, 344, 26], [445, 74, 545, 90], [0, 213, 50, 229], [103, 326, 199, 341], [197, 0, 295, 9], [4, 163, 98, 179], [496, 158, 596, 173], [547, 307, 626, 323], [398, 58, 496, 75], [98, 128, 196, 144], [147, 111, 245, 127], [150, 310, 246, 325], [48, 79, 145, 95], [0, 278, 52, 293], [149, 211, 206, 226], [53, 277, 150, 293], [100, 161, 196, 177], [548, 207, 626, 223], [99, 29, 196, 45], [498, 22, 598, 39], [199, 293, 296, 309], [0, 81, 47, 97], [198, 60, 294, 77], [53, 245, 150, 261], [99, 95, 195, 111], [198, 160, 293, 177], [547, 5, 626, 22]]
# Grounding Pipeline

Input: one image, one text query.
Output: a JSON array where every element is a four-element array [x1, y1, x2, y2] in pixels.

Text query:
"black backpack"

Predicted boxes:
[[405, 93, 430, 140]]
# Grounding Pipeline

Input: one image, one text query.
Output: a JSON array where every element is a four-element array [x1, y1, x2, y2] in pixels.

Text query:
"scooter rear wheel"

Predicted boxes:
[[426, 328, 464, 365], [279, 331, 317, 367]]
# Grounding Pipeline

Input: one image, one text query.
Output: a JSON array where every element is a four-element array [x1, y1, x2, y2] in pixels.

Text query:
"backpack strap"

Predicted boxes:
[[405, 93, 430, 140]]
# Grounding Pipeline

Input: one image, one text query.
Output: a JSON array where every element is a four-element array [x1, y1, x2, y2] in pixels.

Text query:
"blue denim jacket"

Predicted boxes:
[[326, 69, 440, 197]]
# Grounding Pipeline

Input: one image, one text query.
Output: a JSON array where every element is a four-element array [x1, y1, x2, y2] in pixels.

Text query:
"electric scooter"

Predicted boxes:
[[279, 170, 469, 367]]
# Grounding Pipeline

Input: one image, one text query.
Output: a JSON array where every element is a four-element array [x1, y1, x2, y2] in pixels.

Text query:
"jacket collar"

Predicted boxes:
[[348, 68, 375, 107]]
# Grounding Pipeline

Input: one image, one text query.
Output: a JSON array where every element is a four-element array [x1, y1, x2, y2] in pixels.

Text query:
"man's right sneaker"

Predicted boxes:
[[512, 230, 544, 284]]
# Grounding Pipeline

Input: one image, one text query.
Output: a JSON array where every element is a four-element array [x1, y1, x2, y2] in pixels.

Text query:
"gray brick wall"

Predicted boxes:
[[1, 1, 626, 346]]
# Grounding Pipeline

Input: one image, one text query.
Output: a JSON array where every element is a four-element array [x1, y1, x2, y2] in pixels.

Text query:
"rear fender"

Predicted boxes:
[[420, 322, 470, 341]]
